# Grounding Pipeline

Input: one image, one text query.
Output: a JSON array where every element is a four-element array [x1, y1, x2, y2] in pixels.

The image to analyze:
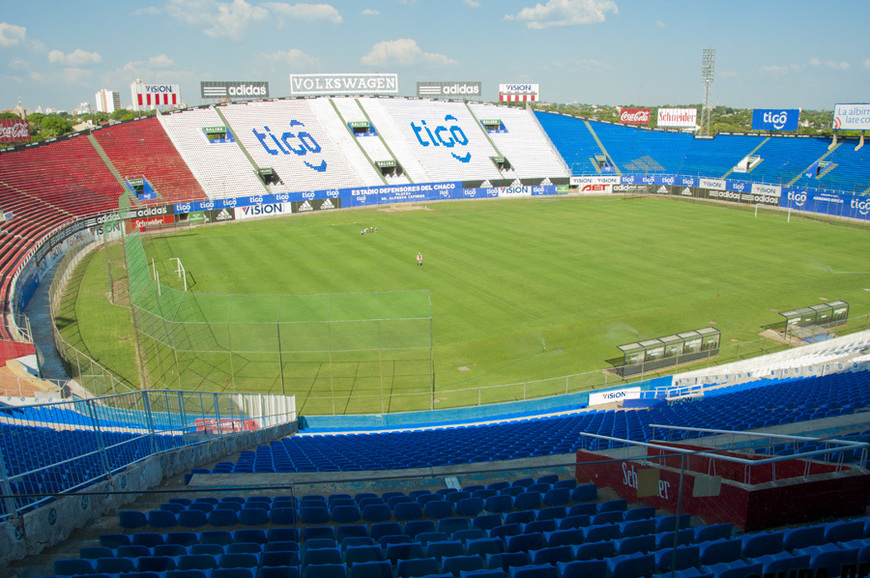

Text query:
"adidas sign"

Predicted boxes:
[[321, 198, 335, 210], [216, 208, 232, 221], [297, 200, 313, 212], [657, 186, 668, 194]]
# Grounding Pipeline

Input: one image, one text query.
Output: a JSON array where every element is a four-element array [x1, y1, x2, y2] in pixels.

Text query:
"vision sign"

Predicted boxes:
[[290, 73, 398, 96]]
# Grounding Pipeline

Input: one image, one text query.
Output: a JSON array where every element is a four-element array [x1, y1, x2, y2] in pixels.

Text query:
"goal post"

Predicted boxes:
[[123, 229, 433, 412]]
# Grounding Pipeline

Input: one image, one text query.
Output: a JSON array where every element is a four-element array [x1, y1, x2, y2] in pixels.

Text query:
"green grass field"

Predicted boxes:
[[59, 196, 870, 413]]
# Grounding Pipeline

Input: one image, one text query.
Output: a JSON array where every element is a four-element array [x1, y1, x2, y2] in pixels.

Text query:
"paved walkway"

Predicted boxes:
[[24, 261, 70, 382]]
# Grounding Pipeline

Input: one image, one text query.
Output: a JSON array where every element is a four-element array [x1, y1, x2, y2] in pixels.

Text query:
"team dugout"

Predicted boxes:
[[616, 327, 721, 377]]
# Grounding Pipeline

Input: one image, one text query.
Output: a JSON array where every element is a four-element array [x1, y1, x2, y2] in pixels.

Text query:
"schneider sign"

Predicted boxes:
[[290, 73, 398, 96], [201, 81, 269, 100], [417, 81, 482, 99]]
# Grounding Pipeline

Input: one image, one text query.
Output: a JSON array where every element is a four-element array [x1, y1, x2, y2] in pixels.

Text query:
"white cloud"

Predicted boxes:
[[504, 0, 617, 29], [48, 48, 102, 66], [265, 2, 342, 24], [809, 57, 850, 71], [463, 0, 481, 7], [262, 48, 319, 68], [148, 54, 175, 68], [8, 57, 29, 70], [761, 64, 801, 75], [29, 67, 95, 86], [361, 39, 456, 67], [865, 58, 870, 69], [362, 8, 379, 16], [0, 22, 26, 47], [161, 0, 268, 41]]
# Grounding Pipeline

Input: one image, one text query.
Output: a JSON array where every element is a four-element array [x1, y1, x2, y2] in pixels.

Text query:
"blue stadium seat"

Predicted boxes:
[[148, 510, 178, 528], [426, 539, 464, 560], [485, 552, 531, 571], [396, 557, 440, 578], [348, 560, 392, 578], [466, 537, 505, 557], [345, 544, 383, 565], [302, 563, 346, 578], [782, 525, 825, 551], [740, 531, 784, 558], [699, 538, 742, 566], [442, 554, 485, 576], [607, 552, 656, 578], [119, 510, 148, 530], [508, 564, 558, 578], [529, 545, 572, 566], [395, 501, 423, 521], [655, 545, 700, 573]]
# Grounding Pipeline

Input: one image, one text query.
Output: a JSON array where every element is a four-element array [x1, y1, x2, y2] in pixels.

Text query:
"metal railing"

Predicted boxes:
[[0, 388, 295, 519]]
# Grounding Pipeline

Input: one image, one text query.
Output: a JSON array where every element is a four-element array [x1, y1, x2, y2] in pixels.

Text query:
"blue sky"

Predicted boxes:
[[1, 0, 868, 112]]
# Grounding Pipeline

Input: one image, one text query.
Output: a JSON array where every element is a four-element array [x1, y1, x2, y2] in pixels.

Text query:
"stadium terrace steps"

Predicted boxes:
[[329, 97, 399, 185], [219, 100, 370, 193], [362, 98, 506, 183], [199, 370, 870, 475], [534, 112, 605, 174], [469, 103, 571, 180], [310, 98, 388, 188], [46, 482, 870, 578], [92, 116, 208, 204], [159, 107, 266, 200]]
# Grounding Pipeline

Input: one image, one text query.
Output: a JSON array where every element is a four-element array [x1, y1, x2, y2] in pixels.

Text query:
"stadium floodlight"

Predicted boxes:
[[700, 48, 716, 136]]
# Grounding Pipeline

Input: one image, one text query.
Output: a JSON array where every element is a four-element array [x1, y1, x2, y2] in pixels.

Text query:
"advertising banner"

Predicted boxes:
[[492, 186, 534, 198], [619, 108, 650, 125], [201, 81, 269, 100], [498, 83, 539, 102], [751, 109, 800, 131], [0, 119, 29, 144], [132, 83, 180, 108], [780, 189, 870, 221], [833, 103, 870, 131], [417, 81, 482, 99], [750, 183, 781, 198], [574, 175, 620, 193], [291, 198, 341, 213], [657, 108, 697, 128], [589, 386, 641, 406], [290, 73, 398, 96], [234, 202, 288, 220], [699, 178, 726, 191], [130, 214, 174, 232]]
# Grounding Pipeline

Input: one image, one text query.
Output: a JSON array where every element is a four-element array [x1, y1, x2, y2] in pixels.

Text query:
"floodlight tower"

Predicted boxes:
[[700, 48, 716, 136]]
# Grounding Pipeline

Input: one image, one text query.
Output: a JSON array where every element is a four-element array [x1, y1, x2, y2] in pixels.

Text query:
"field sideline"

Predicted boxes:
[[61, 196, 870, 413]]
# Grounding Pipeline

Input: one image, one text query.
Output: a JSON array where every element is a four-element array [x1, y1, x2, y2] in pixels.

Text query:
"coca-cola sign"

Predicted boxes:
[[619, 108, 650, 124], [0, 119, 29, 144]]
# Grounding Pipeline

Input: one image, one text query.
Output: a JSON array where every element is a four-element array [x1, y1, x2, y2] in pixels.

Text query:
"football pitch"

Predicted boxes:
[[62, 196, 870, 414]]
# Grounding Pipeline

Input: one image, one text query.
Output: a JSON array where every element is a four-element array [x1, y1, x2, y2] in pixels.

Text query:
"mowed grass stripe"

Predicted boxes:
[[65, 196, 870, 404]]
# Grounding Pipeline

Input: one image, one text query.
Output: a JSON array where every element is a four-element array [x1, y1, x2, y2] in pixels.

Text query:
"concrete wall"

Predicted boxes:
[[0, 422, 295, 567]]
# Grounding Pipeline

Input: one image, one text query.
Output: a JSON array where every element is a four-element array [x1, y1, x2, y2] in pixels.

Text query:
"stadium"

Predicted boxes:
[[1, 88, 870, 578]]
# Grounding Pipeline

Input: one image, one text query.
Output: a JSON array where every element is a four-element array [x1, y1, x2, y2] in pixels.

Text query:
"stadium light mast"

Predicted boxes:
[[700, 48, 716, 136]]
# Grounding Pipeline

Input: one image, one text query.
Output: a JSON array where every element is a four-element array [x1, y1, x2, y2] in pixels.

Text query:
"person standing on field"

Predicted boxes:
[[417, 252, 423, 267]]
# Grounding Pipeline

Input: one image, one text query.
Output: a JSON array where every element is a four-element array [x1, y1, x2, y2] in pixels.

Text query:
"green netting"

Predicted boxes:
[[124, 229, 433, 409]]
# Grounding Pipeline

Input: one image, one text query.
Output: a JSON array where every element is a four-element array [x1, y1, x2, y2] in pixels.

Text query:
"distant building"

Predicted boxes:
[[74, 102, 93, 116], [95, 89, 121, 114]]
